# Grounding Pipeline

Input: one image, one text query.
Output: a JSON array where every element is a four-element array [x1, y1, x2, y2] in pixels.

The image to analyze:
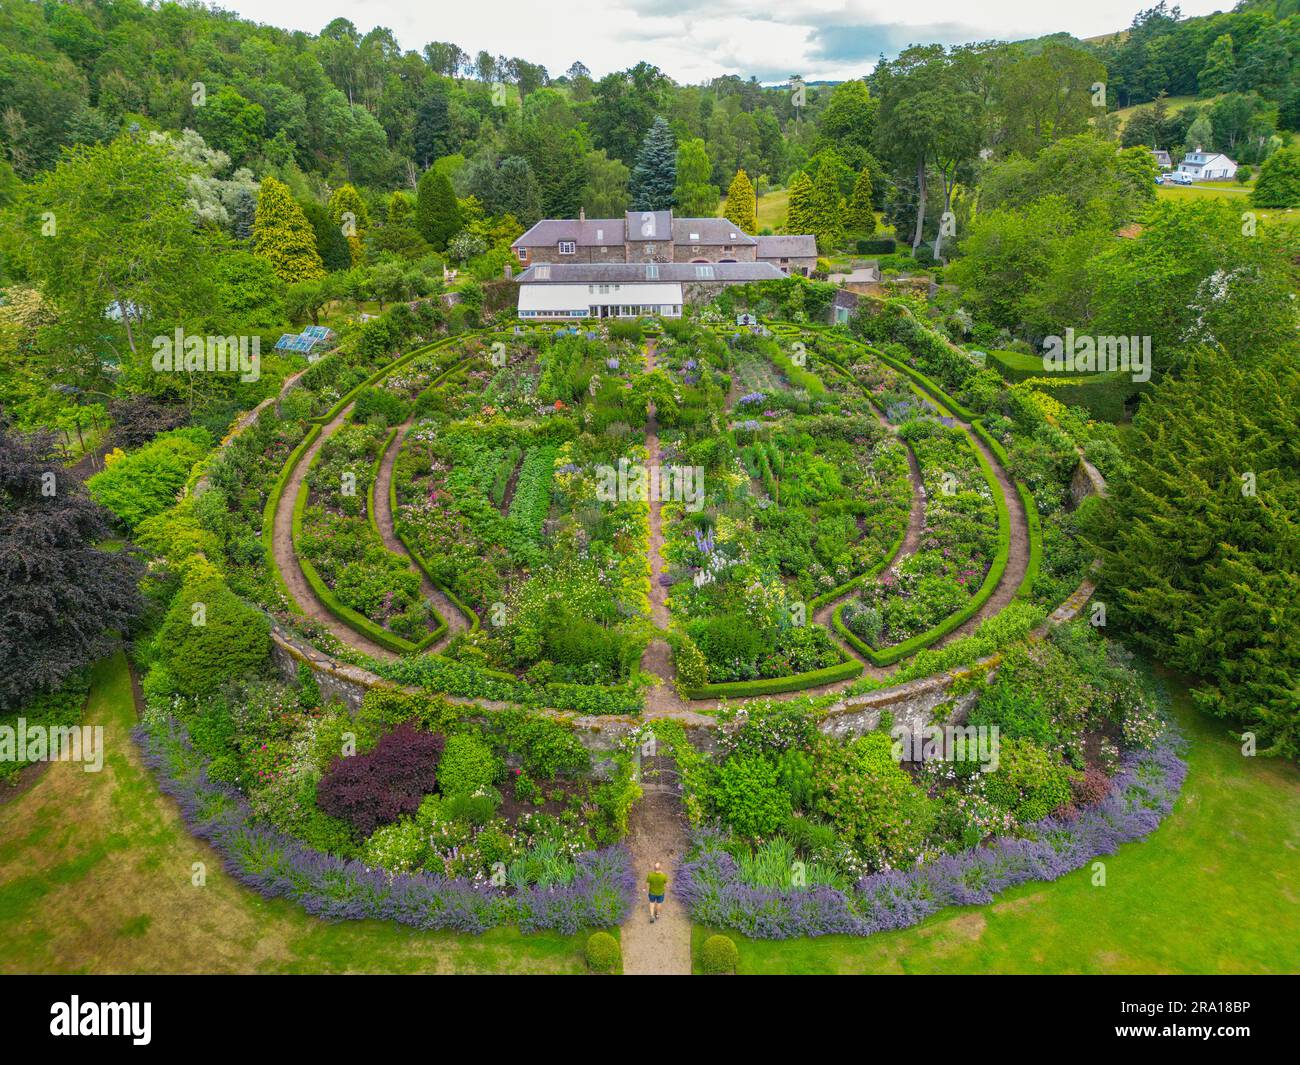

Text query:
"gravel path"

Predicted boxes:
[[270, 404, 397, 661], [619, 790, 692, 975]]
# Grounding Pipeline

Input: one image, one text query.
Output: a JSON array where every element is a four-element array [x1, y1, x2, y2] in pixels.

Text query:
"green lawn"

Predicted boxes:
[[0, 652, 592, 974], [1155, 182, 1296, 223], [692, 681, 1300, 974], [1113, 95, 1197, 131]]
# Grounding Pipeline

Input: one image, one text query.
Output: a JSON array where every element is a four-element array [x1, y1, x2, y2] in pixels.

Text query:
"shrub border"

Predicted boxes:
[[367, 426, 451, 642], [134, 717, 637, 935], [677, 730, 1187, 941]]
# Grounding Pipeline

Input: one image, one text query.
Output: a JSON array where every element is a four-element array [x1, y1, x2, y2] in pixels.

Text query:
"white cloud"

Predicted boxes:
[[225, 0, 1231, 82]]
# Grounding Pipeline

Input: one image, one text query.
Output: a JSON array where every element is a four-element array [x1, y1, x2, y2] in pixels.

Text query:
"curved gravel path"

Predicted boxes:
[[270, 403, 397, 661]]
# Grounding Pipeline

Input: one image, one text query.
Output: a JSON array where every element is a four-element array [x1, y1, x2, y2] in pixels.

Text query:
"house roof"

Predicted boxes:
[[519, 282, 683, 311], [515, 262, 786, 284], [1180, 151, 1235, 167], [670, 217, 756, 245], [624, 210, 672, 241], [512, 218, 625, 248], [756, 234, 818, 259]]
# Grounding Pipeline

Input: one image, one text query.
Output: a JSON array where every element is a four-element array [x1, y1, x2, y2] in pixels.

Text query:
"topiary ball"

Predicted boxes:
[[585, 931, 622, 974], [700, 933, 740, 975]]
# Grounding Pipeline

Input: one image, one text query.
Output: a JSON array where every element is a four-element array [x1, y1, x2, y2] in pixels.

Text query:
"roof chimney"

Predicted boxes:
[[579, 206, 585, 222]]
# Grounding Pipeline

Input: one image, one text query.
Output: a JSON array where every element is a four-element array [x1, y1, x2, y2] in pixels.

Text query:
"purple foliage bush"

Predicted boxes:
[[317, 721, 444, 836], [135, 718, 636, 934], [676, 734, 1187, 940]]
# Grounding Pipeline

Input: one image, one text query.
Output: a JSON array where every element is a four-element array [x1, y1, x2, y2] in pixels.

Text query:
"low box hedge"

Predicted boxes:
[[387, 441, 481, 635], [680, 652, 862, 700], [290, 477, 444, 655], [833, 427, 1012, 667], [366, 426, 449, 644]]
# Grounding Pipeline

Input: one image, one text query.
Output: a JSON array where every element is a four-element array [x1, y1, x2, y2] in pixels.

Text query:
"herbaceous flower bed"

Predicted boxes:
[[839, 416, 997, 651], [658, 325, 909, 694], [667, 621, 1185, 939], [134, 679, 639, 933], [388, 330, 652, 699], [296, 421, 434, 647]]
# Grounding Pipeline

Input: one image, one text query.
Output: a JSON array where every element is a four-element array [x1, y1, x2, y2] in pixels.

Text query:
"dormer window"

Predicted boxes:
[[558, 241, 576, 255]]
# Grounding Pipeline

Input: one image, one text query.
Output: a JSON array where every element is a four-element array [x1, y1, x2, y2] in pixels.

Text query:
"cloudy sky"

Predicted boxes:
[[229, 0, 1229, 83]]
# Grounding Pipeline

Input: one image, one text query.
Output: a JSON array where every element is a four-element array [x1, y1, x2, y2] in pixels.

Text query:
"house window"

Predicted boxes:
[[558, 241, 576, 255], [517, 247, 529, 263], [695, 265, 715, 280], [646, 263, 659, 279]]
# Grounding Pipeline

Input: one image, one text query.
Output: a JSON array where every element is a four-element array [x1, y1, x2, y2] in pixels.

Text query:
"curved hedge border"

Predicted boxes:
[[782, 320, 1045, 659], [368, 426, 451, 643], [267, 335, 491, 646], [681, 655, 863, 701], [307, 332, 465, 427], [677, 730, 1187, 940], [291, 473, 442, 654], [833, 425, 1011, 667], [136, 717, 636, 934], [384, 362, 483, 635]]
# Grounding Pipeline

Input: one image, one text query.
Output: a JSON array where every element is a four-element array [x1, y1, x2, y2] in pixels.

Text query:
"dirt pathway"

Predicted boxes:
[[937, 417, 1030, 644], [372, 419, 473, 645], [270, 404, 397, 661], [637, 337, 690, 717], [620, 790, 692, 975]]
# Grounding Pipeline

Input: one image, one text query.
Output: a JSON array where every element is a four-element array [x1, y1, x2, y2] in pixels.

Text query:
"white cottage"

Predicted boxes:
[[1176, 148, 1238, 182]]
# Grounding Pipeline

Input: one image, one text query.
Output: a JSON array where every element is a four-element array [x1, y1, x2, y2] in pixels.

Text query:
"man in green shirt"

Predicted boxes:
[[647, 862, 667, 923]]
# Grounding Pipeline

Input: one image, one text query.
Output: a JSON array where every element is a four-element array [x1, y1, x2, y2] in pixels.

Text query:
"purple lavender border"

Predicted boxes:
[[676, 735, 1188, 940], [135, 718, 636, 935]]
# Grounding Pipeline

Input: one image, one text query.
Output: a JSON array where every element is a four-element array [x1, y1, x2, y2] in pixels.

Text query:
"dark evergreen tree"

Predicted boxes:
[[413, 88, 452, 168], [300, 199, 352, 272], [1086, 346, 1300, 760], [493, 156, 543, 227], [415, 167, 462, 250], [629, 116, 677, 211]]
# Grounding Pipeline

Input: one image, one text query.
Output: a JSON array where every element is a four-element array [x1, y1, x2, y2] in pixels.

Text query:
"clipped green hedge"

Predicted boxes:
[[1015, 481, 1042, 600], [808, 527, 907, 612], [290, 477, 443, 654], [366, 426, 449, 645], [833, 425, 1012, 667], [680, 652, 862, 700], [307, 329, 501, 427], [387, 425, 481, 635]]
